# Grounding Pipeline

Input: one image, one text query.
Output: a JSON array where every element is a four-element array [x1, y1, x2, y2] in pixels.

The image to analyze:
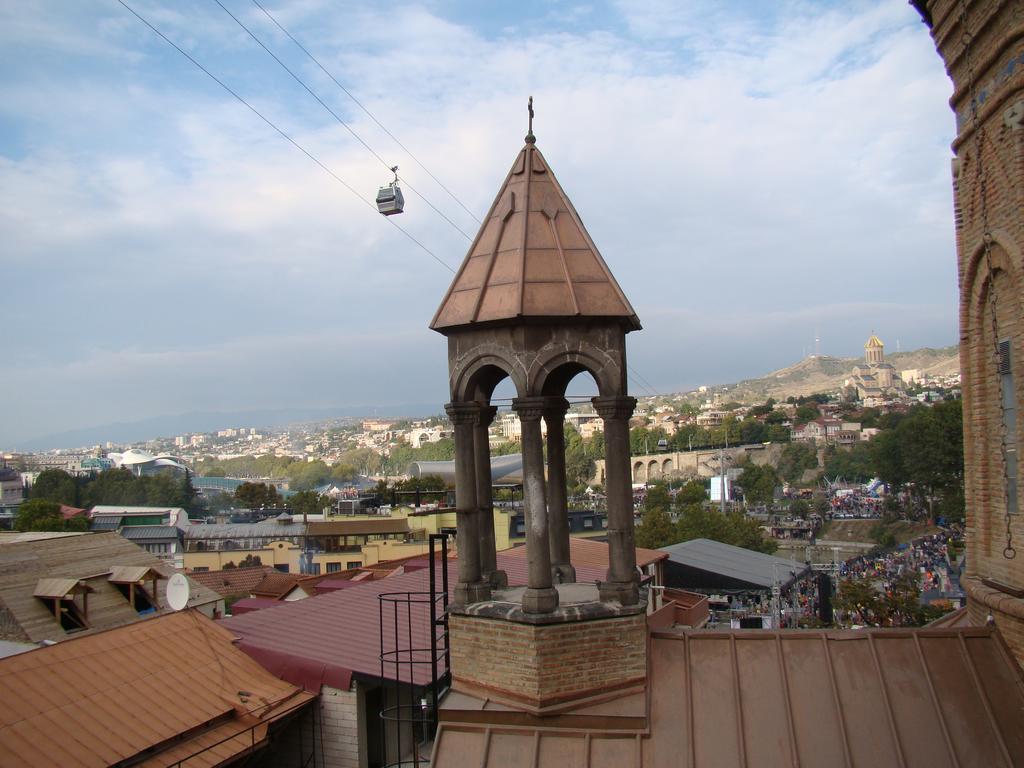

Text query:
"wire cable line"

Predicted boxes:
[[213, 0, 476, 242], [628, 366, 659, 397], [115, 0, 456, 274], [250, 0, 482, 226]]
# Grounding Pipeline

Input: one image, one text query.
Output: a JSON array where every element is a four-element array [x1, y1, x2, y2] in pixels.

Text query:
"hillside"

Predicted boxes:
[[692, 345, 959, 402]]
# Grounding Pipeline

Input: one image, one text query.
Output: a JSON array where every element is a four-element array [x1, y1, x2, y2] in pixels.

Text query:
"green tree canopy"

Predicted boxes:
[[776, 442, 819, 485], [234, 482, 282, 509], [675, 479, 707, 506], [15, 499, 89, 532], [289, 490, 330, 518], [823, 442, 875, 483], [871, 400, 964, 521], [30, 469, 79, 506], [738, 463, 779, 505]]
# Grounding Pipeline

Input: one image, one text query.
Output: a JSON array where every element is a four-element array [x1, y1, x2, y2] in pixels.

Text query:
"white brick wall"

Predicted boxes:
[[319, 684, 361, 768]]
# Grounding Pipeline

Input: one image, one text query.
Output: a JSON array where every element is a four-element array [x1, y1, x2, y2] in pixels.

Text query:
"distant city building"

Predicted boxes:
[[846, 333, 906, 400], [108, 448, 188, 476], [0, 467, 24, 529]]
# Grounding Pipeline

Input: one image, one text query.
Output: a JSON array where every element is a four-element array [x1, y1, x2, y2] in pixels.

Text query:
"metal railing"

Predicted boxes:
[[377, 533, 450, 767]]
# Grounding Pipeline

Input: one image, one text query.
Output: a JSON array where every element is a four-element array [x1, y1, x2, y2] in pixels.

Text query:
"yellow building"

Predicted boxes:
[[183, 514, 433, 574]]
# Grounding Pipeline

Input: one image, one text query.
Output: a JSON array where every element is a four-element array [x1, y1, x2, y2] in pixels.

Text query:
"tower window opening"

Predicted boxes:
[[999, 339, 1018, 515]]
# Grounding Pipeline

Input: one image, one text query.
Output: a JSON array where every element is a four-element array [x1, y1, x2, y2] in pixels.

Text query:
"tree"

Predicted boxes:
[[738, 463, 779, 505], [676, 479, 707, 507], [871, 401, 964, 521], [238, 554, 263, 568], [635, 485, 680, 548], [630, 427, 668, 455], [794, 404, 820, 426], [776, 442, 819, 485], [289, 490, 329, 518], [564, 425, 595, 491], [788, 499, 810, 518], [823, 442, 875, 482], [234, 482, 282, 509], [30, 469, 79, 506], [15, 499, 88, 532], [835, 573, 944, 627], [635, 506, 679, 548]]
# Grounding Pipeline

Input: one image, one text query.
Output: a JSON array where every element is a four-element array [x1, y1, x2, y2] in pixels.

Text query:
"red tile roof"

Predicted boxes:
[[0, 611, 314, 767], [187, 566, 276, 598]]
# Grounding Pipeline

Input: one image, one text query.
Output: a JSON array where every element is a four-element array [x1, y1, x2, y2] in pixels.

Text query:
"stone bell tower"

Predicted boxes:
[[430, 105, 648, 711]]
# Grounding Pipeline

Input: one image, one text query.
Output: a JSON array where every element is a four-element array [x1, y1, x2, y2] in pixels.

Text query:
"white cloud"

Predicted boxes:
[[0, 0, 960, 445]]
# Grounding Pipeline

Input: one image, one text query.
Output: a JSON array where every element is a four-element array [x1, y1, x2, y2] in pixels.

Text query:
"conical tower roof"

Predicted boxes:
[[430, 137, 640, 333], [865, 333, 884, 349]]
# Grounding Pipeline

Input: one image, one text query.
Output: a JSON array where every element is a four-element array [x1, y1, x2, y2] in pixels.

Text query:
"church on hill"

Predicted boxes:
[[846, 332, 906, 401]]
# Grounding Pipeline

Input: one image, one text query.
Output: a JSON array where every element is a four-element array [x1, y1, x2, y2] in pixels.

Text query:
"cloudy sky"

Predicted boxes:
[[2, 0, 957, 447]]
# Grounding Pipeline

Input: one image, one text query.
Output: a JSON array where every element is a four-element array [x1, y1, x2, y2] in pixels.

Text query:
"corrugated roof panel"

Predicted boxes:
[[734, 637, 794, 767], [0, 611, 311, 768], [919, 633, 1012, 766], [688, 636, 744, 768]]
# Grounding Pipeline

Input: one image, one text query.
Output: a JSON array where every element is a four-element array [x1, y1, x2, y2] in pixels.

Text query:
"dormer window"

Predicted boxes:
[[34, 579, 92, 632], [108, 566, 165, 614]]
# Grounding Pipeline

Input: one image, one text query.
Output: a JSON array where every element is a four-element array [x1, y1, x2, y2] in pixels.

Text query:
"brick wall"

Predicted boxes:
[[254, 684, 361, 768], [319, 684, 361, 768], [449, 613, 647, 709], [919, 0, 1024, 658]]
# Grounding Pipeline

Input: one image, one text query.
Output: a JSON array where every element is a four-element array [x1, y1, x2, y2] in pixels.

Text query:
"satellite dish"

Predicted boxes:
[[166, 573, 191, 611]]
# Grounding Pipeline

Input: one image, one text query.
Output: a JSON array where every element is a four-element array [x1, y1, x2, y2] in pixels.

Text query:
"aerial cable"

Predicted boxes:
[[212, 0, 476, 242], [115, 0, 456, 274], [250, 0, 482, 226], [627, 366, 659, 397]]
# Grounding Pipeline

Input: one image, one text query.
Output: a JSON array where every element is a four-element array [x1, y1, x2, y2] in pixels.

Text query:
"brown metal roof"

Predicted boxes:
[[251, 571, 321, 599], [0, 610, 314, 767], [307, 518, 412, 536], [503, 537, 667, 570], [431, 625, 1024, 767], [431, 139, 640, 332], [187, 565, 277, 598]]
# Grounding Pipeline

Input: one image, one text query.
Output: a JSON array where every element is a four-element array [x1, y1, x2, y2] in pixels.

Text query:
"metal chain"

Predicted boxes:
[[959, 0, 1015, 558]]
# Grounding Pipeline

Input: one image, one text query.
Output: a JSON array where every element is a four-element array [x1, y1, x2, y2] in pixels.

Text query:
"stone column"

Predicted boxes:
[[593, 395, 639, 605], [513, 397, 559, 613], [474, 405, 507, 588], [446, 402, 490, 605], [543, 397, 575, 583]]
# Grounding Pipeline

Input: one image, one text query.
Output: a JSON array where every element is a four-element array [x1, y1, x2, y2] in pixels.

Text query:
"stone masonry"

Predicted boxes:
[[448, 612, 647, 712], [914, 0, 1024, 659]]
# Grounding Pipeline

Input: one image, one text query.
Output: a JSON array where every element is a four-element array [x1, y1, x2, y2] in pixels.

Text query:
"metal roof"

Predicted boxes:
[[660, 538, 809, 590], [307, 518, 411, 536], [224, 549, 612, 691], [410, 453, 523, 485], [0, 611, 315, 767], [184, 521, 307, 540], [503, 536, 667, 570], [117, 525, 180, 541], [431, 140, 640, 332], [431, 626, 1024, 767]]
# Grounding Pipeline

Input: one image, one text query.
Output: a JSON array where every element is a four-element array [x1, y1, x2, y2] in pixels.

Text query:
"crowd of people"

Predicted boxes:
[[838, 526, 964, 598]]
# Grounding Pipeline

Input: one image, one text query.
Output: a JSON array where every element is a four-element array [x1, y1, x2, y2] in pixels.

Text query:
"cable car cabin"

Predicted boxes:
[[376, 183, 404, 215]]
